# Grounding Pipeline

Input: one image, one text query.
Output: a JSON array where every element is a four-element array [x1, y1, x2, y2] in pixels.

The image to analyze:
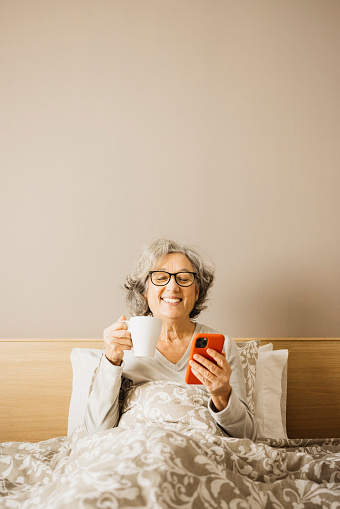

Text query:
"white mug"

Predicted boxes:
[[123, 316, 162, 357]]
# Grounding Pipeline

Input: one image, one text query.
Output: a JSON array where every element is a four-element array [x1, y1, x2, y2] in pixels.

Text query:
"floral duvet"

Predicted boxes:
[[1, 381, 340, 509]]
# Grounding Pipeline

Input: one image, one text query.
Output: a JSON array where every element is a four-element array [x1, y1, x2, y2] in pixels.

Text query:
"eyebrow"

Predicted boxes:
[[156, 268, 192, 272]]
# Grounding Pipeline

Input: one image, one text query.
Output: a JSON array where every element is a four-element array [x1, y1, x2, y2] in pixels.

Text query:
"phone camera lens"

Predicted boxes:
[[195, 337, 208, 348]]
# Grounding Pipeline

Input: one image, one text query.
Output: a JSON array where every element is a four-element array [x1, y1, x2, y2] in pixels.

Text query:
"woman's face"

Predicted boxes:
[[145, 253, 199, 323]]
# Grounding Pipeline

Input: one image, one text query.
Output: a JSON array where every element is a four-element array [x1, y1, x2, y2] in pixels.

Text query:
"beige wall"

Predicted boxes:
[[1, 1, 339, 338]]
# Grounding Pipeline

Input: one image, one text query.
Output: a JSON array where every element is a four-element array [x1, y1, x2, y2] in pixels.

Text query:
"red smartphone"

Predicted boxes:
[[185, 333, 225, 384]]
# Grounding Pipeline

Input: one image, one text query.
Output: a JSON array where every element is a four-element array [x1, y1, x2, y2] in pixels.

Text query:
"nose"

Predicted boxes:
[[166, 274, 180, 289]]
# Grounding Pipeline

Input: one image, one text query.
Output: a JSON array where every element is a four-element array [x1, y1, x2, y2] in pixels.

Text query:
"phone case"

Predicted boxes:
[[185, 333, 225, 384]]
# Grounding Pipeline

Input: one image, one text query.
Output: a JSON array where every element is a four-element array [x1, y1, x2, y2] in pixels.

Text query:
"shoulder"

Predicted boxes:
[[194, 322, 219, 334]]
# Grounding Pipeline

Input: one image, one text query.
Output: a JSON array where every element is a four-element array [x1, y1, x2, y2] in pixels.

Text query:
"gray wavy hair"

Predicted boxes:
[[124, 237, 215, 319]]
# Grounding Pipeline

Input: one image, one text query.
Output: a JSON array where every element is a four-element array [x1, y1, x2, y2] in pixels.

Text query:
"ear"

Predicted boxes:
[[195, 284, 200, 302]]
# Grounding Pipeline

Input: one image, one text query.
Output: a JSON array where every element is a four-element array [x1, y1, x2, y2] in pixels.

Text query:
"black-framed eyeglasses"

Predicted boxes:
[[149, 271, 196, 287]]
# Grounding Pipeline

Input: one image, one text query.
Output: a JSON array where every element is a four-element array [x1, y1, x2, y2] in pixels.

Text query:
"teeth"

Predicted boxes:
[[163, 298, 181, 303]]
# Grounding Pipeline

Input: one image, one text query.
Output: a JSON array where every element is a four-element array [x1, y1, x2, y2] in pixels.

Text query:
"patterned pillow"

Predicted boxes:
[[235, 340, 260, 415]]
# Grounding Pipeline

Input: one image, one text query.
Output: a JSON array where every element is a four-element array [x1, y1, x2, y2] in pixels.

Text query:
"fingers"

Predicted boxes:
[[104, 316, 128, 338], [189, 348, 232, 392], [113, 315, 129, 330], [189, 365, 207, 385], [192, 349, 227, 372], [189, 358, 217, 383], [206, 348, 227, 368], [104, 315, 132, 365]]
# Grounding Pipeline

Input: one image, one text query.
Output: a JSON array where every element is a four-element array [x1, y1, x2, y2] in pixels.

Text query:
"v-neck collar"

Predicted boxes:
[[155, 323, 198, 371]]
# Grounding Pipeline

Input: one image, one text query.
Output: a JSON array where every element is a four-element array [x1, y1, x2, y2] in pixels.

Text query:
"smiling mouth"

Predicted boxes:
[[161, 298, 182, 304]]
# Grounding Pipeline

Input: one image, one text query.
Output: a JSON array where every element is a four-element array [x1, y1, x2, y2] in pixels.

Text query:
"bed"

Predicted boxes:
[[1, 337, 340, 508]]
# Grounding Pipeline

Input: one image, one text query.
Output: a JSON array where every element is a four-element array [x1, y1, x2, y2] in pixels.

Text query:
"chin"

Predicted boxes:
[[163, 311, 187, 321]]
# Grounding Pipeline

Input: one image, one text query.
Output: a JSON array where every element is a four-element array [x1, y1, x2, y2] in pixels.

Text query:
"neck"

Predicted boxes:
[[159, 319, 196, 342]]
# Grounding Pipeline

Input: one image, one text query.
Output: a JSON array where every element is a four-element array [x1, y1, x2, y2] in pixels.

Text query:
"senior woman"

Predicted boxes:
[[85, 238, 257, 440]]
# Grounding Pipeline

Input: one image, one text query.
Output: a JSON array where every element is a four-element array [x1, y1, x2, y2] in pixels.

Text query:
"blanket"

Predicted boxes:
[[1, 381, 340, 508]]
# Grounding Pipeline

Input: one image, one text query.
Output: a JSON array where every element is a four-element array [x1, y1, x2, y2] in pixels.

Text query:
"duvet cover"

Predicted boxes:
[[1, 381, 340, 508]]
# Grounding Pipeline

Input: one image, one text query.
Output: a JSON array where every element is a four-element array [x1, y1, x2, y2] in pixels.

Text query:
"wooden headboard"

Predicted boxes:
[[0, 339, 103, 443], [1, 338, 339, 442], [244, 338, 340, 440]]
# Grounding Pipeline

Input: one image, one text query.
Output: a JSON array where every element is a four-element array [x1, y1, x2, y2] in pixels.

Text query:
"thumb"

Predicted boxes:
[[118, 315, 127, 322]]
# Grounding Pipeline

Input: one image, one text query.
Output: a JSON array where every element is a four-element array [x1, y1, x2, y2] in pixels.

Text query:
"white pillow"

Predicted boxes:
[[68, 348, 102, 435], [258, 343, 273, 353], [254, 346, 288, 439]]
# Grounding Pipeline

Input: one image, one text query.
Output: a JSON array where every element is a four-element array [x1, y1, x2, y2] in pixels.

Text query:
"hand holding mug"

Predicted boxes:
[[104, 315, 132, 366], [104, 315, 162, 365]]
